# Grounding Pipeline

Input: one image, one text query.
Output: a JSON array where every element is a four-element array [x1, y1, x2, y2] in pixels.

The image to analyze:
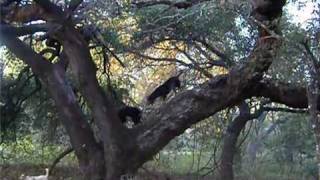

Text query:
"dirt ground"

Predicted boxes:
[[0, 164, 217, 180]]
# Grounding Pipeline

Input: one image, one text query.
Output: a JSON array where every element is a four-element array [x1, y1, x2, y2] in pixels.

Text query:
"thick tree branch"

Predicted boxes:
[[34, 0, 64, 16], [0, 23, 104, 178], [3, 1, 67, 23], [57, 26, 125, 130], [3, 3, 48, 23], [253, 80, 308, 109], [133, 0, 210, 9], [56, 26, 132, 177], [0, 24, 51, 75], [0, 24, 50, 37]]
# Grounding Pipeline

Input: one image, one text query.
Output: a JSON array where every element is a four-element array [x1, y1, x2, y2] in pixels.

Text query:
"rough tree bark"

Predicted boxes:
[[0, 0, 309, 179], [0, 29, 105, 179]]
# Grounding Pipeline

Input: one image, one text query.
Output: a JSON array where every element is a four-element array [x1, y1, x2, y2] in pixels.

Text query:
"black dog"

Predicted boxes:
[[147, 73, 182, 104], [118, 106, 142, 125]]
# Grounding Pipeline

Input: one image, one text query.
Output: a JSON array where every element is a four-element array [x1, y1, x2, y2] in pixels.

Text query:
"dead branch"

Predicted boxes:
[[49, 147, 74, 175]]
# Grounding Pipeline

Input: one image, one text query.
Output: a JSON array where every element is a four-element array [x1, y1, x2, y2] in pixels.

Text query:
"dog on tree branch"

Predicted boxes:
[[46, 38, 61, 57], [118, 106, 142, 125], [250, 0, 286, 38], [106, 83, 142, 126], [251, 0, 286, 21], [147, 72, 183, 104]]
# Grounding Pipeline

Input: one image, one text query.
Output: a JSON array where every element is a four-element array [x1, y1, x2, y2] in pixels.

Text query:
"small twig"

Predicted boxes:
[[90, 30, 125, 68], [300, 39, 320, 75], [264, 106, 308, 114], [249, 17, 282, 39], [104, 47, 125, 67], [174, 45, 213, 78], [49, 147, 74, 175]]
